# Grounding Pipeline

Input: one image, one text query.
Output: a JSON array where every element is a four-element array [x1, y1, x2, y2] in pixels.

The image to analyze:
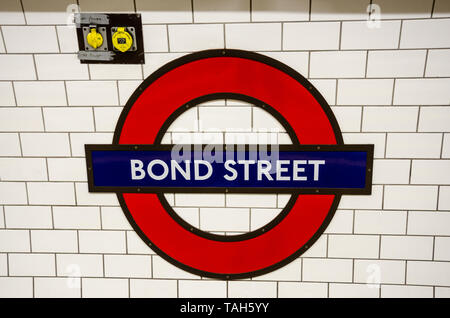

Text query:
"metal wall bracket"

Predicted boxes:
[[75, 13, 144, 64]]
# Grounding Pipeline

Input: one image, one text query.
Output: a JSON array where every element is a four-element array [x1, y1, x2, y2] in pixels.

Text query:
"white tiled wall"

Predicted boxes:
[[0, 0, 449, 298]]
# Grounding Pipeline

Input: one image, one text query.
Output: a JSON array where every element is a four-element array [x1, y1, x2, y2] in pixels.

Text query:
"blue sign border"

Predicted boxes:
[[86, 144, 373, 195]]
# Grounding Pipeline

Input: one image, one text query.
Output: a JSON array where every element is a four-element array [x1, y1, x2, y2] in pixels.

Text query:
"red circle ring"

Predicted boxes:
[[114, 49, 343, 279]]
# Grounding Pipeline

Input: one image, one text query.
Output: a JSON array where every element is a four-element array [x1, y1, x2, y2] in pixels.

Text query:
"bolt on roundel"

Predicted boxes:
[[85, 49, 374, 279]]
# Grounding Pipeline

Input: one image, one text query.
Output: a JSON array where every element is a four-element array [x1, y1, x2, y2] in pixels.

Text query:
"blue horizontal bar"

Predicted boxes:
[[87, 146, 371, 193]]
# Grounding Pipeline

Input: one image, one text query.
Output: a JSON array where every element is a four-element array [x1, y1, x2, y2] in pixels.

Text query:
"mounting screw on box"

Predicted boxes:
[[75, 13, 144, 64]]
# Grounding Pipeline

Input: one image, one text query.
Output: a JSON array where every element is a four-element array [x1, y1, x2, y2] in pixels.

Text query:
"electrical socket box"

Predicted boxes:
[[75, 13, 144, 64]]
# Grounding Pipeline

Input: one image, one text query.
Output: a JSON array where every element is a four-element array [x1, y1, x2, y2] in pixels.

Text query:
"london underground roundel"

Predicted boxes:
[[85, 49, 374, 279]]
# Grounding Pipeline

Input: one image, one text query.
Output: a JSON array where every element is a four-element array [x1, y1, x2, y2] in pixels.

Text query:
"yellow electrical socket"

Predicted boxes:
[[112, 27, 133, 52], [86, 28, 103, 49]]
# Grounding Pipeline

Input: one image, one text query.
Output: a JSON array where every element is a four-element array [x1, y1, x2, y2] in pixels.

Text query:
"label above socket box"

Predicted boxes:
[[75, 13, 144, 64]]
